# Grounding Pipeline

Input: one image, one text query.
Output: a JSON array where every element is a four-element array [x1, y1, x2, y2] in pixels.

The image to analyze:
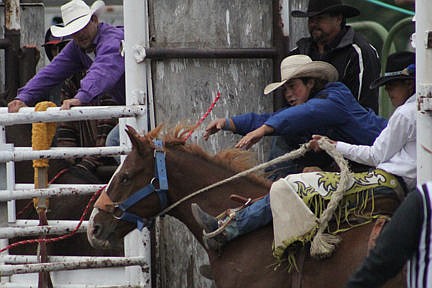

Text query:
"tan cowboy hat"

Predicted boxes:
[[51, 0, 106, 37], [264, 55, 338, 95]]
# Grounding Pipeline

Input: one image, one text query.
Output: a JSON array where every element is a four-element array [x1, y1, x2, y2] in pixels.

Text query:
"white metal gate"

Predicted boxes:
[[0, 0, 153, 287]]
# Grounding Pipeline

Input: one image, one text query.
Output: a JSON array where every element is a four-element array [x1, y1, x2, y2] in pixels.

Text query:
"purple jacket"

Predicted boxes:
[[17, 23, 125, 105]]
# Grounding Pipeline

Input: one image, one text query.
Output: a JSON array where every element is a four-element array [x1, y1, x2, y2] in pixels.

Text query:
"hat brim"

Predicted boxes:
[[264, 61, 338, 95], [51, 14, 92, 37], [370, 75, 415, 89], [264, 80, 288, 95], [291, 5, 360, 18]]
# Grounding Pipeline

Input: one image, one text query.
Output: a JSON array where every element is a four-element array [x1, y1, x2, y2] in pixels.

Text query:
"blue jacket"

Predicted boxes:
[[232, 82, 387, 145]]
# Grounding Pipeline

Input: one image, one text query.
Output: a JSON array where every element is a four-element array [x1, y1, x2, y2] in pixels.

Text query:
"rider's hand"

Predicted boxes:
[[309, 135, 336, 152], [204, 118, 227, 141], [8, 100, 27, 113], [61, 98, 82, 110], [235, 125, 274, 150]]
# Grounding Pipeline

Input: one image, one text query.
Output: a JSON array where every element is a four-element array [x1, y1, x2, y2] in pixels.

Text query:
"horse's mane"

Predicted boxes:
[[145, 124, 271, 187]]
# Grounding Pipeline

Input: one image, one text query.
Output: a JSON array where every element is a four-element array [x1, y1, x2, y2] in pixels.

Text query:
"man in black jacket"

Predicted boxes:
[[289, 0, 380, 112], [265, 0, 381, 180]]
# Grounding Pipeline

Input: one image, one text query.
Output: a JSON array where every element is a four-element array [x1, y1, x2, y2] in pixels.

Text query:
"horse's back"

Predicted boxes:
[[210, 220, 406, 288]]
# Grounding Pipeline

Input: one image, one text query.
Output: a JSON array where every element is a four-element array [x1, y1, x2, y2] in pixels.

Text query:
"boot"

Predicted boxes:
[[191, 203, 231, 253]]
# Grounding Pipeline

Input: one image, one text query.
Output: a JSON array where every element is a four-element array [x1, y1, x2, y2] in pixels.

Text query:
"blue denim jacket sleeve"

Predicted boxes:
[[231, 112, 273, 135], [263, 97, 345, 136]]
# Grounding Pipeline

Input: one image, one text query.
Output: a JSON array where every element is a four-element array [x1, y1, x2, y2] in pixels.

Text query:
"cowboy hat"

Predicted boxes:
[[264, 55, 338, 95], [51, 0, 106, 37], [291, 0, 360, 18], [370, 51, 415, 89]]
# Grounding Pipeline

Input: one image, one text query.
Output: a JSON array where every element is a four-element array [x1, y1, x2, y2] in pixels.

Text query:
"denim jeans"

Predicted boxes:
[[227, 182, 402, 241], [106, 124, 120, 146], [106, 124, 120, 164], [265, 136, 300, 181], [226, 195, 272, 240]]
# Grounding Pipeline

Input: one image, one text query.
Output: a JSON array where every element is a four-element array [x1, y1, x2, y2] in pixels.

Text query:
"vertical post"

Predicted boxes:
[[123, 0, 151, 286], [4, 0, 21, 103], [0, 123, 12, 284], [416, 0, 432, 184], [273, 0, 308, 111]]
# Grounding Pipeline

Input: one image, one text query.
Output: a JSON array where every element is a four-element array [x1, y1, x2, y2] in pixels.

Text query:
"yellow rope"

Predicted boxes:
[[32, 101, 57, 208], [32, 101, 57, 168]]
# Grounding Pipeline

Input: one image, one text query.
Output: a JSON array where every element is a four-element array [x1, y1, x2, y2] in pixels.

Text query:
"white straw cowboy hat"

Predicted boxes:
[[264, 55, 339, 95], [51, 0, 106, 37]]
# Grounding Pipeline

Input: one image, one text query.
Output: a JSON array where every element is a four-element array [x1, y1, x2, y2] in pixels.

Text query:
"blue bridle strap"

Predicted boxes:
[[114, 139, 169, 231], [115, 184, 156, 230], [153, 139, 168, 209]]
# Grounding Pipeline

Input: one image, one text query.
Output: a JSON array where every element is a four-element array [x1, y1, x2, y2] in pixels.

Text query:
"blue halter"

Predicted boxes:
[[113, 139, 168, 231]]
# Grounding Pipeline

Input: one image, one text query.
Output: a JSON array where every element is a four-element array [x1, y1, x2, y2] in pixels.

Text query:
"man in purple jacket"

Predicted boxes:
[[8, 0, 125, 112]]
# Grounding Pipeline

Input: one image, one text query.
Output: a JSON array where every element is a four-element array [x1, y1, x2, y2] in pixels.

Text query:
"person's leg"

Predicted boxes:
[[192, 195, 272, 250], [265, 136, 300, 181], [226, 195, 272, 239], [105, 124, 120, 147], [105, 124, 120, 164]]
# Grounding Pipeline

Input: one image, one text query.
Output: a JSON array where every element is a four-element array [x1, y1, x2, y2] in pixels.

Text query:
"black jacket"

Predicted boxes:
[[289, 26, 380, 113]]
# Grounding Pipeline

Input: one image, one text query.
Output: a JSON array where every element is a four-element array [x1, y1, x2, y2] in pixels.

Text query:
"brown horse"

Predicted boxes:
[[87, 125, 406, 288], [6, 124, 122, 257]]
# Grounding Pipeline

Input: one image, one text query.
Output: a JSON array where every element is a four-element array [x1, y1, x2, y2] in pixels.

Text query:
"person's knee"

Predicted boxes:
[[106, 124, 119, 146]]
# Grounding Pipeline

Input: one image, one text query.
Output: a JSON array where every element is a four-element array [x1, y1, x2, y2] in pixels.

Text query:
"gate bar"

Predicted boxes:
[[0, 146, 129, 162], [0, 105, 146, 126], [0, 256, 147, 276], [0, 224, 87, 238], [144, 47, 278, 59], [0, 285, 140, 288], [0, 184, 103, 201], [2, 255, 131, 264]]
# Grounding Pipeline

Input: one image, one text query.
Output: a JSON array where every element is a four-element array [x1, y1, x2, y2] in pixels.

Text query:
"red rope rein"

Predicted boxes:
[[4, 90, 221, 252], [183, 91, 221, 142], [0, 184, 106, 253]]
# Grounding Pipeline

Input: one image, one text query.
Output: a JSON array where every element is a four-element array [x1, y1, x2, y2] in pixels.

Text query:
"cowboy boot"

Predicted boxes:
[[191, 203, 238, 253]]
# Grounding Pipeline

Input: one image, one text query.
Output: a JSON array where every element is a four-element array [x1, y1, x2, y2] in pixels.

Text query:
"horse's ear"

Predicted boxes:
[[125, 125, 147, 151]]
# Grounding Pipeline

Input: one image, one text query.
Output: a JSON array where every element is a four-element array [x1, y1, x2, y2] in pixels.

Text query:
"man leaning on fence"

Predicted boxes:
[[7, 0, 125, 113]]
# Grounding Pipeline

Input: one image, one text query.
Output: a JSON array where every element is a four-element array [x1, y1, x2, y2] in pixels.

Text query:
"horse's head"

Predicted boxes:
[[87, 125, 167, 249]]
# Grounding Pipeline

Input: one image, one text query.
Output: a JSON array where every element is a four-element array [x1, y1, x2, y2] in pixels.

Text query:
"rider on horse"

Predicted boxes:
[[192, 52, 416, 261]]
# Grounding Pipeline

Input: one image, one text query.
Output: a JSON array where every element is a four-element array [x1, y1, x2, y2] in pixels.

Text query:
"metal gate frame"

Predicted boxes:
[[0, 0, 153, 287]]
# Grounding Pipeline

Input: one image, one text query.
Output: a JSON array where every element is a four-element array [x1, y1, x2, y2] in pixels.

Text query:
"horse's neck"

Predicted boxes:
[[164, 147, 269, 241]]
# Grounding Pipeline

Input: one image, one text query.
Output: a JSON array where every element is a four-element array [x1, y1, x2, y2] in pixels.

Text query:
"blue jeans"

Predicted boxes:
[[226, 195, 272, 240], [227, 183, 401, 240], [265, 136, 300, 181], [106, 124, 120, 146], [106, 124, 120, 163]]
